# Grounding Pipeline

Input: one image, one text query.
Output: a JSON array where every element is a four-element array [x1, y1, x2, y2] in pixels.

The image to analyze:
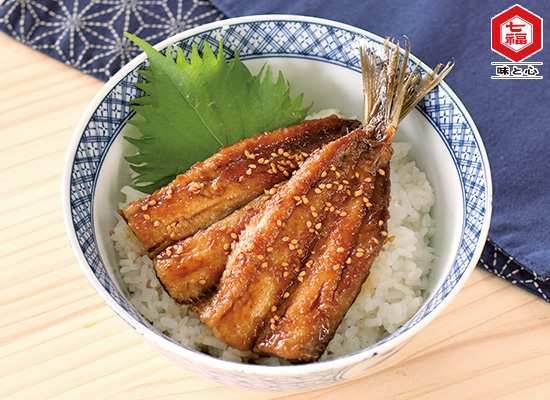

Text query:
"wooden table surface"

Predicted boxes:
[[1, 31, 549, 399]]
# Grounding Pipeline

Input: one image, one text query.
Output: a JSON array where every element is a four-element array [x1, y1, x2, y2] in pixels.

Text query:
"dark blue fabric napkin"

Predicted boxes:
[[2, 0, 548, 301], [0, 0, 225, 80]]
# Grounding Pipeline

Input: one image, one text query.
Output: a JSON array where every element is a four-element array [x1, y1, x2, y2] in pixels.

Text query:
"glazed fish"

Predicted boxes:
[[119, 115, 360, 256], [193, 130, 366, 350], [154, 193, 269, 303], [250, 39, 453, 361], [121, 37, 453, 362], [193, 38, 452, 360], [253, 164, 390, 362]]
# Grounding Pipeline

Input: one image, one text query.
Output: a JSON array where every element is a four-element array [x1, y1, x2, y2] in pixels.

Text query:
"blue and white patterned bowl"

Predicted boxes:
[[62, 15, 492, 391]]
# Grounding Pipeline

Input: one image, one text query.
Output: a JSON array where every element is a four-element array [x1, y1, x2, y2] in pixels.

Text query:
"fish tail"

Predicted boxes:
[[360, 37, 454, 143]]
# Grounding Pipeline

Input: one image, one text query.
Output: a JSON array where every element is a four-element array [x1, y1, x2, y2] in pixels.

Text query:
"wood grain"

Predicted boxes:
[[1, 31, 549, 399]]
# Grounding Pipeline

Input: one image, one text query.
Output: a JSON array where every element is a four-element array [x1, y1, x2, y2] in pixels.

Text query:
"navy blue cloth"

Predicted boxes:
[[0, 0, 225, 80], [2, 0, 548, 300]]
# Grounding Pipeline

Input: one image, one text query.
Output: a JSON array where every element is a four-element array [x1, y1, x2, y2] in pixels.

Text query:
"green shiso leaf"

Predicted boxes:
[[124, 33, 313, 194]]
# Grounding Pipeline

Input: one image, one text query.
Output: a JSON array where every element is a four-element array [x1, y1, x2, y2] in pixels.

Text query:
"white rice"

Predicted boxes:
[[111, 140, 435, 364]]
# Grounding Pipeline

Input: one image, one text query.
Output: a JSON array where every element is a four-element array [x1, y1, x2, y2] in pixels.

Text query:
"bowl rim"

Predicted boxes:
[[62, 14, 493, 377]]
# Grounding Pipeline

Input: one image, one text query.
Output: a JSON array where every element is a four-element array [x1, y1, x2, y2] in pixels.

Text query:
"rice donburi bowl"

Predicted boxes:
[[63, 16, 491, 391]]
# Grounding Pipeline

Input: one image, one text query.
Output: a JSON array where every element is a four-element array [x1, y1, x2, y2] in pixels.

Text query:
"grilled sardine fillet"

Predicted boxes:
[[251, 38, 453, 362], [193, 130, 366, 350], [154, 193, 269, 303], [253, 161, 390, 362], [119, 115, 360, 256]]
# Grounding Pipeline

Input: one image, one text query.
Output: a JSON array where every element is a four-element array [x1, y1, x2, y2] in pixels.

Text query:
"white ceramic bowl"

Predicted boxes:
[[62, 15, 492, 391]]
